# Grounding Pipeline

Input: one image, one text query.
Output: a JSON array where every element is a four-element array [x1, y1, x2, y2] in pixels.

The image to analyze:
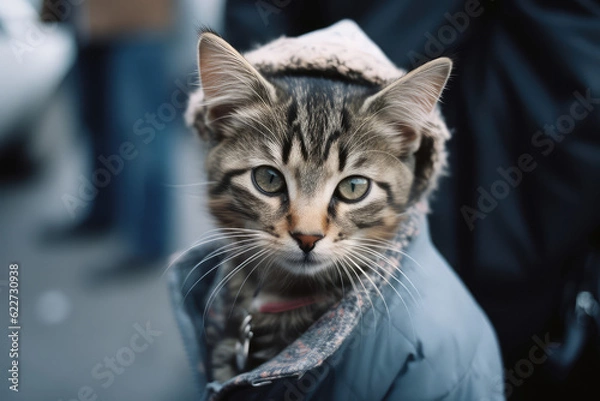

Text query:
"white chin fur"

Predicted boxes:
[[276, 256, 332, 276]]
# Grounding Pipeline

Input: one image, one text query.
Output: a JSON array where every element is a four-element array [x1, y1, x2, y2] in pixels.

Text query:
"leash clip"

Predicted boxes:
[[235, 313, 253, 371]]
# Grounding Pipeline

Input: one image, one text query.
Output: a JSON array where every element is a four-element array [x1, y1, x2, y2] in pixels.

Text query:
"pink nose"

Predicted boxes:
[[290, 232, 324, 254]]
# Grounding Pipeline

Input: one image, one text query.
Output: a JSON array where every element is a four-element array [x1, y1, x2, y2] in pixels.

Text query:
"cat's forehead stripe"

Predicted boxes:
[[274, 77, 364, 166], [338, 143, 348, 172], [322, 129, 341, 161]]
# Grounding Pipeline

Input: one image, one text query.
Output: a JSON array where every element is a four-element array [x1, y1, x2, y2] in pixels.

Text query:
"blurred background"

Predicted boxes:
[[1, 0, 599, 400], [0, 0, 222, 400]]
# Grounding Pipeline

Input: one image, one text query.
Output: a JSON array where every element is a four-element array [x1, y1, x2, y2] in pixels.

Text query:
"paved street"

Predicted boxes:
[[0, 130, 210, 401]]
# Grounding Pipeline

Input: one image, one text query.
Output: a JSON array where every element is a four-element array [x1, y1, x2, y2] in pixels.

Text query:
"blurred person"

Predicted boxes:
[[43, 0, 180, 269], [223, 0, 600, 400]]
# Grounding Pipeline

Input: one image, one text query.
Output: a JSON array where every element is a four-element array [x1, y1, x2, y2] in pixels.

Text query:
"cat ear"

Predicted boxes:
[[193, 32, 276, 138], [362, 57, 452, 153], [362, 58, 452, 205]]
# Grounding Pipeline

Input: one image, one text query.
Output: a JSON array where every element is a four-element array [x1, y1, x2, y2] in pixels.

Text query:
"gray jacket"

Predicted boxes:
[[169, 213, 505, 401]]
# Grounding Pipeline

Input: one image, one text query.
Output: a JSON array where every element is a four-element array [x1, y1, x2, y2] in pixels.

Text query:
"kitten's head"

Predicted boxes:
[[188, 32, 451, 278]]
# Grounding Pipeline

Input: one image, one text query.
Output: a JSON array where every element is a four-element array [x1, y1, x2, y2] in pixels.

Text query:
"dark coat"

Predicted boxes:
[[224, 2, 600, 398]]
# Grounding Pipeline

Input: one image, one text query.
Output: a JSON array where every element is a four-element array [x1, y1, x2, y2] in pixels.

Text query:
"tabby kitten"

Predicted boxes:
[[187, 31, 452, 382]]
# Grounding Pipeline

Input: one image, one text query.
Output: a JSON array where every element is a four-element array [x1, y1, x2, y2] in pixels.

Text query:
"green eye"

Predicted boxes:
[[336, 176, 370, 202], [252, 166, 286, 195]]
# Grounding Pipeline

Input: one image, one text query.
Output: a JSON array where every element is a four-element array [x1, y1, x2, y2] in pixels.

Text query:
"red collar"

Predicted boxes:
[[257, 296, 323, 314]]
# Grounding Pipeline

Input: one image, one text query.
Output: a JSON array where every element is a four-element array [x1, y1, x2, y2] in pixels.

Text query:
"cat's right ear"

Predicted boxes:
[[187, 32, 276, 141]]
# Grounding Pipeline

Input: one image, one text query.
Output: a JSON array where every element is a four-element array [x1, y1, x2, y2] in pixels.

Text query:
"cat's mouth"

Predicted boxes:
[[276, 253, 331, 275]]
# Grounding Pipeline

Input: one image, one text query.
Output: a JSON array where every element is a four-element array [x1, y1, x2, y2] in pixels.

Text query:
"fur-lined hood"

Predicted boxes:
[[185, 19, 451, 204], [242, 19, 402, 85]]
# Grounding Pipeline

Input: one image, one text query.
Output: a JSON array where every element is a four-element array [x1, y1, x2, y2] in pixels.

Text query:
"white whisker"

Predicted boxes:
[[345, 249, 416, 340], [201, 248, 271, 328], [228, 250, 275, 317], [357, 239, 426, 271], [162, 227, 267, 278], [164, 181, 218, 188], [352, 243, 422, 303], [343, 252, 390, 322], [182, 243, 264, 301], [180, 238, 262, 289]]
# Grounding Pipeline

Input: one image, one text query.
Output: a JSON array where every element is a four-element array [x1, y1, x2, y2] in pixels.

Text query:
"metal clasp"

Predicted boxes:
[[235, 313, 253, 371]]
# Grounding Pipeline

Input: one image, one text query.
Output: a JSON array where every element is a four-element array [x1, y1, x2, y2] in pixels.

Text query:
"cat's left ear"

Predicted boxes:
[[186, 32, 277, 141], [361, 57, 452, 153]]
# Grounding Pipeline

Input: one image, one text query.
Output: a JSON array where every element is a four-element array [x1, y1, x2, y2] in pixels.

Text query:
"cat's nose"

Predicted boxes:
[[290, 232, 324, 254]]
